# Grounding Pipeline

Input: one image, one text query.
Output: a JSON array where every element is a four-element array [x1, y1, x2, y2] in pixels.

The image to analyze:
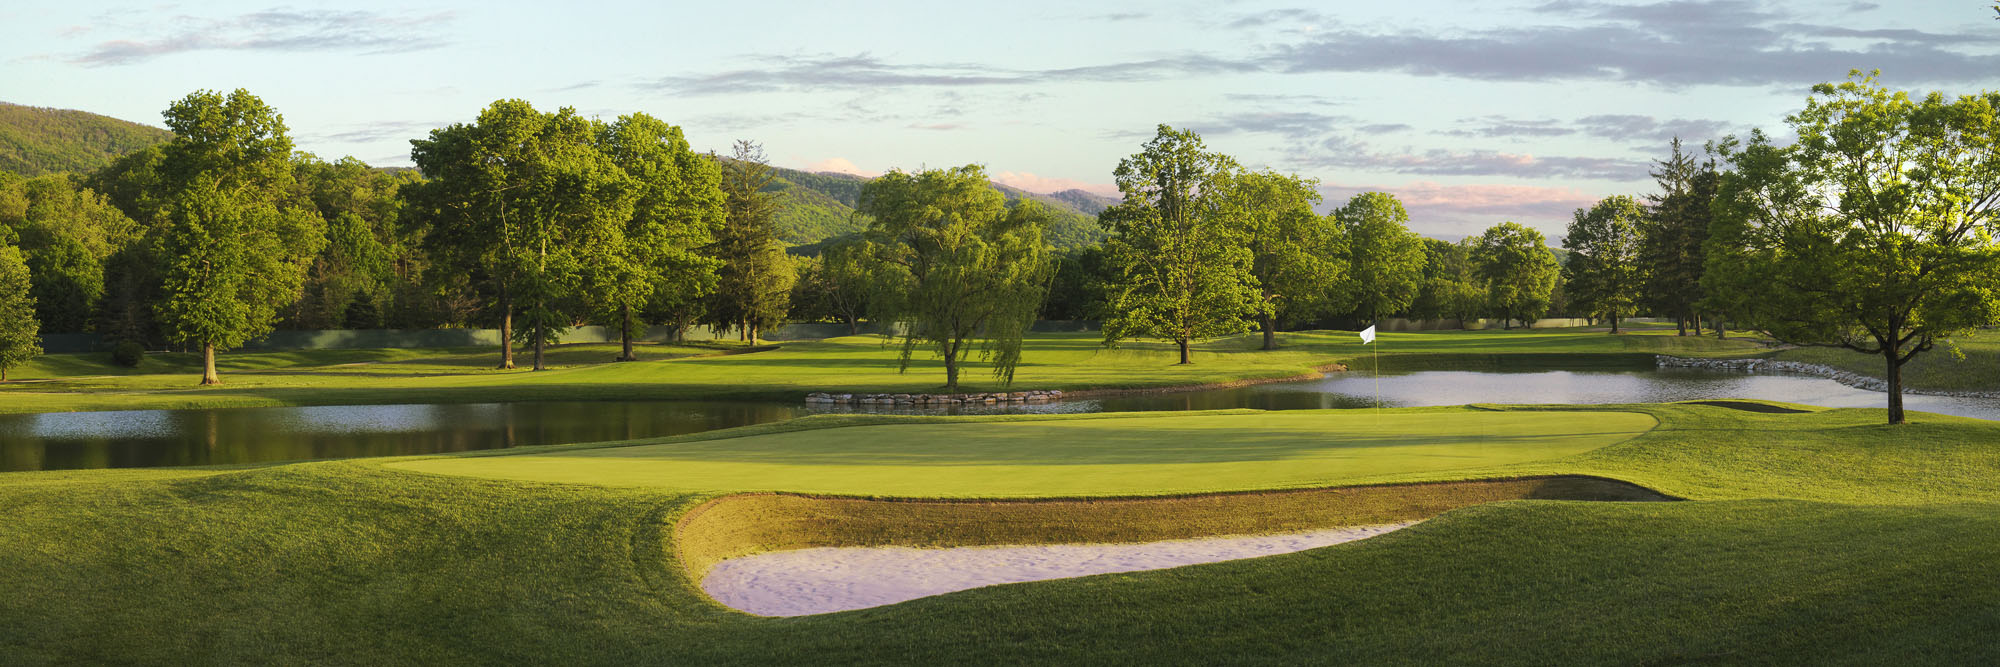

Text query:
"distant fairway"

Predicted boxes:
[[388, 409, 1658, 496]]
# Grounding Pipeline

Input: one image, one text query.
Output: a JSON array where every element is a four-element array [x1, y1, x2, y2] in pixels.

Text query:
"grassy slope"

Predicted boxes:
[[1770, 334, 2000, 393], [0, 328, 1770, 415], [1, 404, 1996, 664]]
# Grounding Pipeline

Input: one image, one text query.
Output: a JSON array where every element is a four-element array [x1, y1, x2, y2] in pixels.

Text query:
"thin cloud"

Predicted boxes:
[[71, 9, 454, 66], [1298, 134, 1651, 181], [642, 52, 1253, 96]]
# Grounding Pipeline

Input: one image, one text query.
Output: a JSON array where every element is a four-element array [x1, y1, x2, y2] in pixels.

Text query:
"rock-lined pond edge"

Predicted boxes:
[[1655, 355, 2000, 399]]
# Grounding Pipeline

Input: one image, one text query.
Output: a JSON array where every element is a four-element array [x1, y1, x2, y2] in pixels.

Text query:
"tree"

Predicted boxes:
[[0, 245, 39, 381], [1099, 125, 1258, 364], [1707, 72, 2000, 425], [1040, 244, 1114, 322], [0, 175, 139, 333], [707, 141, 794, 343], [1334, 192, 1427, 323], [1410, 238, 1484, 324], [1219, 170, 1348, 349], [1642, 138, 1719, 335], [1472, 222, 1561, 329], [408, 100, 631, 370], [790, 237, 878, 334], [286, 157, 414, 330], [590, 113, 724, 361], [860, 165, 1051, 389], [151, 89, 325, 385], [1564, 196, 1646, 333]]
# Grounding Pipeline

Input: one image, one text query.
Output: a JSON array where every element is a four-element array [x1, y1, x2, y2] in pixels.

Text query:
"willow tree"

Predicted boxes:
[[860, 165, 1050, 390], [1563, 196, 1646, 333], [1219, 170, 1347, 350], [589, 113, 724, 361], [1100, 125, 1258, 364], [152, 89, 325, 385], [1708, 72, 2000, 425]]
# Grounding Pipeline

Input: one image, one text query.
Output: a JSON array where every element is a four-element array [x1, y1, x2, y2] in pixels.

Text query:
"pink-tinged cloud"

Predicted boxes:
[[804, 157, 879, 177], [990, 171, 1118, 197], [1322, 180, 1601, 239]]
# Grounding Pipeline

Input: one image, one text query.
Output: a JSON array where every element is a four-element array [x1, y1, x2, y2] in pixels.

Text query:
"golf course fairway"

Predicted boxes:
[[5, 403, 1999, 664], [387, 409, 1658, 496]]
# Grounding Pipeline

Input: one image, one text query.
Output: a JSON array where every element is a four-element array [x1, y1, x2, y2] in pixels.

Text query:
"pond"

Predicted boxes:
[[3, 363, 1995, 472]]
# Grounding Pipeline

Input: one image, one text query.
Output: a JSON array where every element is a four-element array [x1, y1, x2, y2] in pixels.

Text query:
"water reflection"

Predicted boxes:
[[0, 401, 809, 472], [4, 364, 1994, 472]]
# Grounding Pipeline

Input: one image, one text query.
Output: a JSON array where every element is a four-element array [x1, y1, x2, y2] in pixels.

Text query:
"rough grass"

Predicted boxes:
[[0, 329, 1772, 414], [1771, 333, 2000, 393], [2, 403, 1998, 664]]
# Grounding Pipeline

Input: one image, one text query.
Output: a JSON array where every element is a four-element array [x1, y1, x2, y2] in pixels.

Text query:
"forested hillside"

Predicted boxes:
[[0, 103, 172, 176], [763, 164, 1111, 248]]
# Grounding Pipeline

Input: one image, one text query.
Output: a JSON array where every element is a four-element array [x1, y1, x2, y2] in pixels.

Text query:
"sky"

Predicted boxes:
[[4, 1, 1998, 239]]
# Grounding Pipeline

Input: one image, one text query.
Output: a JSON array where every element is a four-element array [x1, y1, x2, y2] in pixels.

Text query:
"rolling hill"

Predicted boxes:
[[0, 103, 172, 177]]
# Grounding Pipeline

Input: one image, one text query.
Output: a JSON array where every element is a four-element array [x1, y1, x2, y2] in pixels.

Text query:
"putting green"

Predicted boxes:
[[389, 409, 1658, 497]]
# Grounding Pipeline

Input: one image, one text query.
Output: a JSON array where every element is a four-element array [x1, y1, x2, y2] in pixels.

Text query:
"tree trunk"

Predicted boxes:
[[532, 332, 545, 371], [1716, 320, 1727, 340], [1177, 339, 1191, 365], [1503, 318, 1513, 330], [1609, 309, 1620, 334], [1261, 313, 1277, 351], [751, 324, 759, 345], [200, 343, 220, 385], [497, 288, 515, 370], [1693, 313, 1704, 336], [943, 341, 959, 390], [845, 314, 859, 336], [619, 305, 636, 362], [1885, 344, 1905, 425], [1675, 317, 1687, 336]]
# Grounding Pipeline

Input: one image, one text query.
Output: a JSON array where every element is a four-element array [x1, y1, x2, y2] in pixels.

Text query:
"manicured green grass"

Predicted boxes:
[[1, 403, 1996, 664], [0, 328, 1772, 414], [390, 409, 1656, 496]]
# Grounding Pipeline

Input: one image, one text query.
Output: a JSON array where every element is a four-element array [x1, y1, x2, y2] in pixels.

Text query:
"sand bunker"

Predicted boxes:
[[702, 523, 1415, 616]]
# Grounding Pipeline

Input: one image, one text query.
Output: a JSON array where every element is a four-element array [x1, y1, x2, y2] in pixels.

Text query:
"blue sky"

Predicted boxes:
[[4, 1, 1997, 237]]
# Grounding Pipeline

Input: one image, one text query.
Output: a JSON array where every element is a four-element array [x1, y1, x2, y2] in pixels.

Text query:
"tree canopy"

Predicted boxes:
[[1707, 72, 2000, 424], [151, 89, 325, 385], [1099, 125, 1258, 364], [0, 244, 39, 380], [1334, 192, 1427, 323], [1472, 222, 1560, 329], [1564, 196, 1646, 333], [1220, 170, 1348, 349], [859, 165, 1051, 389]]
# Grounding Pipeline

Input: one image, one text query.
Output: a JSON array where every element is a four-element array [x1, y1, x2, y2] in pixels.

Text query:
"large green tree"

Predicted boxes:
[[1219, 170, 1348, 349], [151, 89, 325, 385], [1333, 192, 1427, 323], [860, 165, 1051, 389], [790, 237, 879, 335], [1564, 196, 1646, 333], [1707, 72, 2000, 425], [1472, 222, 1561, 329], [0, 244, 39, 380], [590, 113, 724, 361], [408, 100, 631, 370], [706, 141, 794, 343], [1099, 125, 1258, 365]]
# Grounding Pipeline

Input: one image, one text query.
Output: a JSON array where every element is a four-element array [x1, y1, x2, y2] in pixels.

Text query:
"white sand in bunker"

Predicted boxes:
[[702, 522, 1417, 616]]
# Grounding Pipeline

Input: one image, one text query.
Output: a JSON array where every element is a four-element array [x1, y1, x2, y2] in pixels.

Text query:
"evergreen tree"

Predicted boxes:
[[1641, 138, 1719, 335], [707, 141, 794, 343]]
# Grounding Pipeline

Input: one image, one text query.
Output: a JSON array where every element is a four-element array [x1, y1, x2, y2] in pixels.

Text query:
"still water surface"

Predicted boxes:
[[4, 365, 1995, 471]]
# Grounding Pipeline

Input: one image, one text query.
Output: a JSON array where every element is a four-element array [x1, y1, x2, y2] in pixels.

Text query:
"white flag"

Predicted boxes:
[[1359, 324, 1376, 344]]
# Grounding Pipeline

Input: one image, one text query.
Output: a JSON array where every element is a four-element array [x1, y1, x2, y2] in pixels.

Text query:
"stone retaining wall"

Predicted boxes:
[[1655, 355, 2000, 399]]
